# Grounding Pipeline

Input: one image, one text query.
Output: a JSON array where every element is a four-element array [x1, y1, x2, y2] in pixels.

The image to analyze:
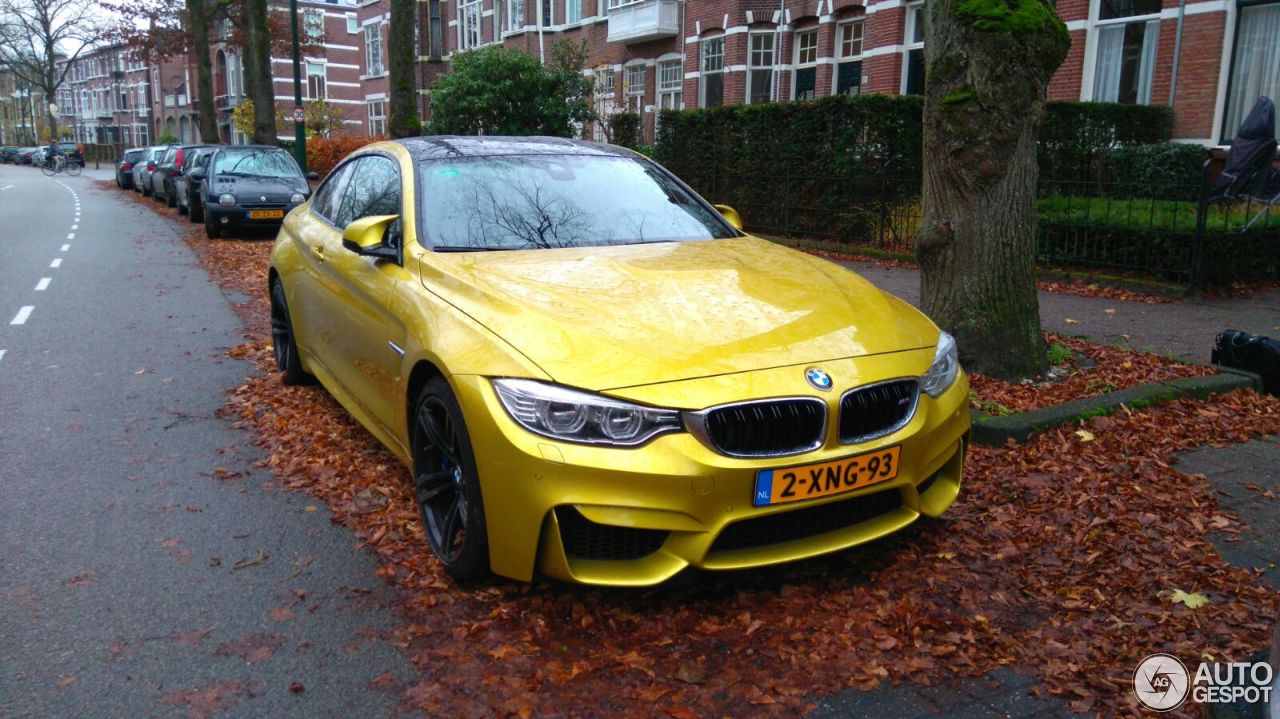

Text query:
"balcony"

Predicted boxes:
[[606, 0, 679, 44], [215, 94, 243, 111]]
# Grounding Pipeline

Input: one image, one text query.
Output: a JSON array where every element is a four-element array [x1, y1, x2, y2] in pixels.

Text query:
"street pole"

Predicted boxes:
[[289, 0, 307, 172]]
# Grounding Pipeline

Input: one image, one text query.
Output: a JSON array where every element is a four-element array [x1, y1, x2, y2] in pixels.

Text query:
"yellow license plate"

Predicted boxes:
[[753, 446, 901, 506], [249, 210, 284, 219]]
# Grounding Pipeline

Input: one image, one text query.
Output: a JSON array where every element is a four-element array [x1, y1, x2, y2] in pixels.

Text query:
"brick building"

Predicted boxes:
[[54, 45, 153, 146], [420, 0, 1279, 145]]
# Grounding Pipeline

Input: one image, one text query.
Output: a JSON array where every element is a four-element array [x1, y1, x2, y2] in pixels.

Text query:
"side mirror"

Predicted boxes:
[[305, 171, 319, 181], [341, 214, 400, 260], [189, 167, 205, 181], [714, 204, 743, 231]]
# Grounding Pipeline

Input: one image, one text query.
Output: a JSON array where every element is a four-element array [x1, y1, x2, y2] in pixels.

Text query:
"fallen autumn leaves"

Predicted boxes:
[[164, 203, 1280, 718]]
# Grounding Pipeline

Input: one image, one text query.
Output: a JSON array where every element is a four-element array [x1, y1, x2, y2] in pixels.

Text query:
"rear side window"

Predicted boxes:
[[124, 150, 144, 162]]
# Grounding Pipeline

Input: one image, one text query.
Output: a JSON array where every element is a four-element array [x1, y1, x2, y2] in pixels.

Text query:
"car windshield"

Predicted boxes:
[[124, 150, 145, 162], [418, 154, 737, 251], [214, 149, 299, 178]]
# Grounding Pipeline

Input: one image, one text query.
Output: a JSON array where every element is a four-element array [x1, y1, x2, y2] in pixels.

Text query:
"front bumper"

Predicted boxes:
[[451, 350, 970, 586]]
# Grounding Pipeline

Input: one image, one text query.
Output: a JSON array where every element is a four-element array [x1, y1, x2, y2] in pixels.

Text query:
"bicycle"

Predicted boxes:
[[40, 154, 82, 177]]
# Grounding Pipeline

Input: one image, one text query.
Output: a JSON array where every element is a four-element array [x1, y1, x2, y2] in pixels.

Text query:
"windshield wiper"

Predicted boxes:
[[430, 245, 511, 252]]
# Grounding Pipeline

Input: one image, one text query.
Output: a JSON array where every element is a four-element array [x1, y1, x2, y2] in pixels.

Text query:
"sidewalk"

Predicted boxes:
[[842, 261, 1280, 363]]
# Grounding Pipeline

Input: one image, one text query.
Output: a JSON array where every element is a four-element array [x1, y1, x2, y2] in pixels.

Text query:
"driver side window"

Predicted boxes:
[[332, 155, 401, 229], [311, 161, 355, 224]]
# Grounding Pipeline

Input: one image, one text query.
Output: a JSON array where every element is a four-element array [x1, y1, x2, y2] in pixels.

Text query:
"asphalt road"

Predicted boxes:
[[0, 164, 417, 718]]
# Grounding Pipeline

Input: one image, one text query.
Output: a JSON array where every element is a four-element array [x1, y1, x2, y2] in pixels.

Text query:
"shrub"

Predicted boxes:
[[607, 112, 641, 149], [306, 135, 389, 178], [1098, 143, 1206, 201], [1038, 101, 1174, 183]]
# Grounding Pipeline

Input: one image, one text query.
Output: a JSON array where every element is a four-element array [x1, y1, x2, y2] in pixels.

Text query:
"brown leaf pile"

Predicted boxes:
[[970, 333, 1217, 414], [109, 182, 1280, 718]]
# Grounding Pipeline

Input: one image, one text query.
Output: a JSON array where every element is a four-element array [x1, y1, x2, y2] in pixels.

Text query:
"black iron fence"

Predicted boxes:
[[680, 171, 1279, 291]]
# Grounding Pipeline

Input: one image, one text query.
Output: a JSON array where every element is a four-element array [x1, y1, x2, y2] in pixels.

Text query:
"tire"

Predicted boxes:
[[189, 195, 203, 223], [40, 161, 56, 177], [269, 279, 314, 386], [204, 209, 221, 238], [165, 181, 176, 207], [411, 376, 490, 581], [65, 161, 81, 177], [141, 179, 151, 197]]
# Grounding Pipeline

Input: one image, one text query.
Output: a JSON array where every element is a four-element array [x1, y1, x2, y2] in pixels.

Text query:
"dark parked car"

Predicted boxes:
[[152, 144, 208, 206], [196, 145, 315, 238], [0, 146, 19, 164], [135, 146, 168, 196], [55, 141, 84, 165], [175, 146, 219, 221], [115, 147, 147, 189]]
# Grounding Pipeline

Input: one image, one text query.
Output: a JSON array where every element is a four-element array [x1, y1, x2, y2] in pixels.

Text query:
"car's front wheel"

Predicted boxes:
[[412, 377, 490, 581], [189, 194, 203, 223], [269, 280, 314, 386], [204, 208, 221, 238]]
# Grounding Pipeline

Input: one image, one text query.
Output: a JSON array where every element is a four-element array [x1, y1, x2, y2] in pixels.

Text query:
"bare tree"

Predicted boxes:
[[0, 0, 105, 140]]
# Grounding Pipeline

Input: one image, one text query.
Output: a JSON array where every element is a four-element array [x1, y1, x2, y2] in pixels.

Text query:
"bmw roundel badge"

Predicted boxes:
[[805, 367, 833, 391]]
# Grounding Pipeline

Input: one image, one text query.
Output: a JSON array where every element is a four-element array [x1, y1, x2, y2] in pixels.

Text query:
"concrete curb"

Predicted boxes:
[[971, 366, 1264, 446]]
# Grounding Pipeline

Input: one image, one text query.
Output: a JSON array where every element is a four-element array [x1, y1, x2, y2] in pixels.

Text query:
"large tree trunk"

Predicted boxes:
[[188, 0, 218, 143], [387, 0, 418, 138], [917, 0, 1069, 380], [242, 0, 276, 144]]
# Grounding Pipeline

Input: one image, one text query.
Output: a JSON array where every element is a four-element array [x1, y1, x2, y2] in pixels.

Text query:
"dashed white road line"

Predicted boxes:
[[35, 278, 51, 291], [0, 185, 12, 191], [0, 349, 6, 363], [10, 306, 34, 325], [66, 233, 75, 240], [61, 244, 70, 252], [71, 224, 78, 230], [50, 258, 62, 268]]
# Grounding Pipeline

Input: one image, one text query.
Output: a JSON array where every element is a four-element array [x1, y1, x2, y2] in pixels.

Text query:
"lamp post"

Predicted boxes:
[[289, 0, 307, 172]]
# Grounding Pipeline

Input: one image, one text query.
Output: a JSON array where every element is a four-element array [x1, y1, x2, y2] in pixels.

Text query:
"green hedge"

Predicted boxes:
[[1038, 101, 1175, 184], [1097, 143, 1205, 201], [608, 112, 642, 150]]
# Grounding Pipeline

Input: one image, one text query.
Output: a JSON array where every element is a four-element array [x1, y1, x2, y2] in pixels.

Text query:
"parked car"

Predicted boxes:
[[0, 146, 19, 164], [115, 147, 147, 189], [134, 146, 168, 196], [19, 147, 37, 165], [30, 148, 47, 167], [195, 145, 313, 238], [55, 141, 84, 165], [152, 144, 207, 206], [175, 146, 218, 221], [267, 137, 970, 586]]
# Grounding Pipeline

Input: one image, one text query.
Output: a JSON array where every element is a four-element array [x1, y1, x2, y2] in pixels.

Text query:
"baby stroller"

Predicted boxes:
[[1207, 96, 1280, 231]]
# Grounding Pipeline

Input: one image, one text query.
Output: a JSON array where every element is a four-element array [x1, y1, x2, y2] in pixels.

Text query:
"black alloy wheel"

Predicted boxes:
[[412, 377, 490, 581], [269, 280, 313, 386]]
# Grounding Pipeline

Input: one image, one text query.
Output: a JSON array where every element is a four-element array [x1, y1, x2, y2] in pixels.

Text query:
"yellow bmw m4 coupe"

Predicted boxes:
[[268, 136, 970, 586]]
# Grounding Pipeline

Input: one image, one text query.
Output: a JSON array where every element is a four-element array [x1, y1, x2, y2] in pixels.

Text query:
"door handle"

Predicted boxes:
[[310, 244, 325, 262]]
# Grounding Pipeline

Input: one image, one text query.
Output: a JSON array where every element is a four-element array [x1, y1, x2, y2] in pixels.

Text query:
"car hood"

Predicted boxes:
[[211, 175, 308, 199], [418, 236, 939, 393]]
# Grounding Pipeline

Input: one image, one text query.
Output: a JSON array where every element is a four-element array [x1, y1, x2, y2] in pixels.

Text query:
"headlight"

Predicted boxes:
[[920, 330, 959, 398], [492, 379, 683, 447], [290, 193, 305, 204], [218, 193, 236, 207]]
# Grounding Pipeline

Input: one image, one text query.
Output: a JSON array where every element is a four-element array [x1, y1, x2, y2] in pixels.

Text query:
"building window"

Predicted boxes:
[[538, 0, 553, 26], [593, 67, 616, 137], [1222, 1, 1280, 140], [656, 59, 682, 134], [306, 62, 326, 99], [700, 36, 724, 108], [459, 0, 482, 48], [566, 0, 581, 23], [747, 32, 776, 104], [793, 29, 818, 100], [836, 20, 863, 95], [365, 23, 385, 75], [904, 4, 925, 95], [346, 13, 358, 33], [368, 99, 386, 135], [303, 10, 325, 43], [428, 0, 444, 59], [624, 64, 645, 113], [506, 0, 524, 31], [1091, 0, 1160, 104]]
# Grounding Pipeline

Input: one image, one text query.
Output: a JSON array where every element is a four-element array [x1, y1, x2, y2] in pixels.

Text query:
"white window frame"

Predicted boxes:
[[365, 22, 385, 75], [346, 13, 358, 34], [700, 36, 725, 108], [306, 61, 327, 100], [1221, 1, 1280, 142], [458, 0, 483, 49], [656, 58, 683, 134], [746, 31, 776, 105], [792, 28, 819, 100], [901, 3, 925, 95], [536, 0, 553, 27], [566, 0, 582, 23], [1083, 0, 1161, 105], [506, 0, 524, 32], [624, 63, 646, 113], [368, 99, 386, 136], [834, 19, 864, 95]]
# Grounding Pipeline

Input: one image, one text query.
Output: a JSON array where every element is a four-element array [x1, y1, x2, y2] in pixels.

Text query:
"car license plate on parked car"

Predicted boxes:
[[753, 446, 901, 507], [249, 210, 284, 220]]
